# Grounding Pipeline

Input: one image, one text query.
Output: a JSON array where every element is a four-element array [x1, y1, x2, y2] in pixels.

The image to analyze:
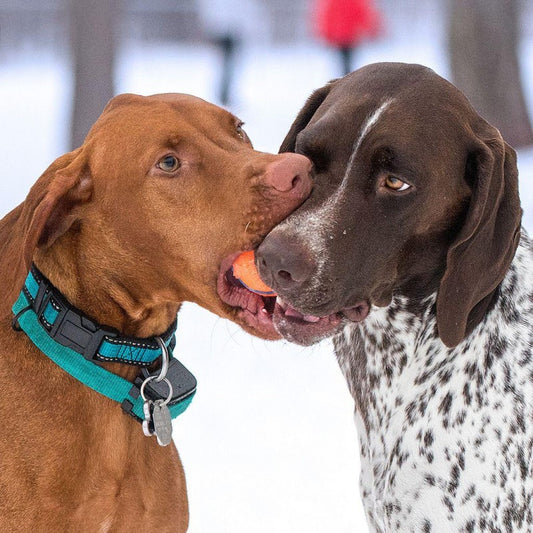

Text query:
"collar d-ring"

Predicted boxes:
[[140, 375, 174, 407], [138, 336, 173, 407], [155, 336, 169, 382]]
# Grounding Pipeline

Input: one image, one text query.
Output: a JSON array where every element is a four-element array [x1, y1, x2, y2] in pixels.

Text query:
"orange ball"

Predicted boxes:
[[232, 250, 276, 295]]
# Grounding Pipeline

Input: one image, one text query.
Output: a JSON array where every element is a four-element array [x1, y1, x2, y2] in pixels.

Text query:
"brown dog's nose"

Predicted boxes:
[[256, 232, 315, 291], [262, 153, 312, 195]]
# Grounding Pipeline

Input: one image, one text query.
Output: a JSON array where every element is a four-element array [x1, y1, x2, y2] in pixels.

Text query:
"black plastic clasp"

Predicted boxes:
[[121, 358, 197, 422], [49, 307, 119, 361]]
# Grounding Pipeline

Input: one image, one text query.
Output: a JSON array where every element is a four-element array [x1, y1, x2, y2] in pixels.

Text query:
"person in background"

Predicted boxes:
[[313, 0, 382, 75], [197, 0, 266, 106]]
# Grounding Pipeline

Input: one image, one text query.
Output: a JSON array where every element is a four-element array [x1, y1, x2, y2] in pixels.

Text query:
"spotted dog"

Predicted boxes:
[[256, 63, 533, 531]]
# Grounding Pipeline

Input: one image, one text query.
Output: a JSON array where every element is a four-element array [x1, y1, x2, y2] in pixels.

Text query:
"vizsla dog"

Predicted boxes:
[[257, 63, 532, 531], [0, 93, 311, 532]]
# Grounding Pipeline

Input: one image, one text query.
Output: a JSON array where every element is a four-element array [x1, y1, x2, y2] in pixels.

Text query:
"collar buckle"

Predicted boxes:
[[49, 306, 119, 361]]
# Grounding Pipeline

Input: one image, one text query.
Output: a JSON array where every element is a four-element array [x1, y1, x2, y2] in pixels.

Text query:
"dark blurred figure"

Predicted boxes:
[[212, 34, 239, 106], [198, 0, 265, 106], [313, 0, 382, 75]]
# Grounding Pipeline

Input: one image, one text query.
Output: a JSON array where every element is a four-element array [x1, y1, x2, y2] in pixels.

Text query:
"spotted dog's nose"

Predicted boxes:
[[256, 232, 316, 291]]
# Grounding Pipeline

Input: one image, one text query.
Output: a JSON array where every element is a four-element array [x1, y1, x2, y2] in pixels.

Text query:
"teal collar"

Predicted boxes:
[[16, 266, 177, 366], [12, 266, 196, 423]]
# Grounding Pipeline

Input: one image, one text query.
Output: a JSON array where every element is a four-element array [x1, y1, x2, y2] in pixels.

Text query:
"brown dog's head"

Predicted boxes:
[[256, 63, 521, 347], [2, 93, 312, 339]]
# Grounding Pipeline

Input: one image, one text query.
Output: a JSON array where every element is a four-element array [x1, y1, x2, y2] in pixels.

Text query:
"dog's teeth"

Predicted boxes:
[[260, 308, 268, 314], [276, 297, 288, 310]]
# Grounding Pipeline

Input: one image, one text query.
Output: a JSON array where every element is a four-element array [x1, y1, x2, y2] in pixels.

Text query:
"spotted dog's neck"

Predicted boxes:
[[334, 289, 436, 436], [334, 232, 533, 532]]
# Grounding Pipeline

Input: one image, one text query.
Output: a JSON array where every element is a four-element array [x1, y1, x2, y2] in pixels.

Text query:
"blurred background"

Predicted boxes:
[[1, 1, 532, 531]]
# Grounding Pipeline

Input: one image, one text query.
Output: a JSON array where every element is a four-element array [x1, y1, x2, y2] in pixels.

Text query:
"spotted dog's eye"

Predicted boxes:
[[157, 155, 180, 173], [384, 175, 411, 192], [236, 122, 249, 142]]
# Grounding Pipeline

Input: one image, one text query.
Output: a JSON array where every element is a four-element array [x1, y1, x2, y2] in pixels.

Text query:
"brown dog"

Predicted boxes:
[[0, 93, 311, 532]]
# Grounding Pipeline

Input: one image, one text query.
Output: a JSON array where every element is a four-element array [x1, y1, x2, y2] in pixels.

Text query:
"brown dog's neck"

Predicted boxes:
[[33, 244, 181, 340]]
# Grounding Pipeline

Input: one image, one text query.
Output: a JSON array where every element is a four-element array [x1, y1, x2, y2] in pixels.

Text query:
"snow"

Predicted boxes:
[[1, 31, 532, 533]]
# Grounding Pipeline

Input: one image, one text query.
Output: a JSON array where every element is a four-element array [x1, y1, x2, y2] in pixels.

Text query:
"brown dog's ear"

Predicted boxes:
[[1, 148, 92, 316], [279, 80, 338, 153], [436, 124, 521, 347], [20, 147, 93, 268]]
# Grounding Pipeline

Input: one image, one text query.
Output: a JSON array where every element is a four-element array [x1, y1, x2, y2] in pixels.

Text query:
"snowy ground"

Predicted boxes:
[[1, 35, 533, 533]]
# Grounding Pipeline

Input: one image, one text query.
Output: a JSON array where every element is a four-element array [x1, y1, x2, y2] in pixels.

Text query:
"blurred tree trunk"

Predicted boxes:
[[69, 0, 120, 149], [448, 0, 533, 148]]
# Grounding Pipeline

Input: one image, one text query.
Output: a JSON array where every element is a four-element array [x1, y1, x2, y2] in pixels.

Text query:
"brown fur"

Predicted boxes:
[[0, 93, 311, 532]]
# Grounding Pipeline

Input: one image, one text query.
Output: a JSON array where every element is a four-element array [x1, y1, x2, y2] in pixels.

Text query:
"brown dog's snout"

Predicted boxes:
[[256, 232, 316, 291], [262, 153, 312, 197]]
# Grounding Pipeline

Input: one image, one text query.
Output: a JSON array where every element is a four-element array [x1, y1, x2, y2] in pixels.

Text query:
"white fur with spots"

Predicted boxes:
[[335, 233, 533, 532]]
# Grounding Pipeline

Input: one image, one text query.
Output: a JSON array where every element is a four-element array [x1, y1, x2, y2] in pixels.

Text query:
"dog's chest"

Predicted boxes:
[[334, 239, 533, 532]]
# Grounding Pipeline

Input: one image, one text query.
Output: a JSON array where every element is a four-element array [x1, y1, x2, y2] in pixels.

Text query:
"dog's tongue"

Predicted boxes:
[[276, 297, 321, 323]]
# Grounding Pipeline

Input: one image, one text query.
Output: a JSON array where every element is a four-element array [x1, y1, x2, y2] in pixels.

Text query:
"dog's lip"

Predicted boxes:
[[276, 296, 370, 322], [341, 301, 370, 322], [270, 297, 370, 345], [217, 251, 279, 338], [271, 301, 343, 346]]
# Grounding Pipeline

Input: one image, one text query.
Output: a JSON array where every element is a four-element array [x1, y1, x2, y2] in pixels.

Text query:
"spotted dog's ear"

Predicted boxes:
[[437, 120, 522, 347], [0, 147, 92, 316], [279, 80, 338, 153]]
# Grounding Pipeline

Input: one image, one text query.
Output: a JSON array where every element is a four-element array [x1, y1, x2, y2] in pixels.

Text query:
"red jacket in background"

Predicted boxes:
[[314, 0, 382, 47]]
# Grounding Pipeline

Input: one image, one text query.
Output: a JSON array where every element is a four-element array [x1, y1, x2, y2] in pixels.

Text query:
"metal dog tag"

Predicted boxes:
[[152, 399, 173, 446]]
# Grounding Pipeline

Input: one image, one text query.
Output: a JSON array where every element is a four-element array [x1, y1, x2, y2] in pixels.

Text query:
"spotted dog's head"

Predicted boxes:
[[257, 63, 521, 347]]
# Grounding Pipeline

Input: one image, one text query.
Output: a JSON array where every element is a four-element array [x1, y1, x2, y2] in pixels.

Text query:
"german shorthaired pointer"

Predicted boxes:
[[257, 63, 533, 532]]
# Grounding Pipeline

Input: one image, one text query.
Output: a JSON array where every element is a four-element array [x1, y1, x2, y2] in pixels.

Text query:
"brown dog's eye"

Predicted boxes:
[[157, 155, 180, 173], [384, 175, 411, 192], [236, 122, 249, 143]]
